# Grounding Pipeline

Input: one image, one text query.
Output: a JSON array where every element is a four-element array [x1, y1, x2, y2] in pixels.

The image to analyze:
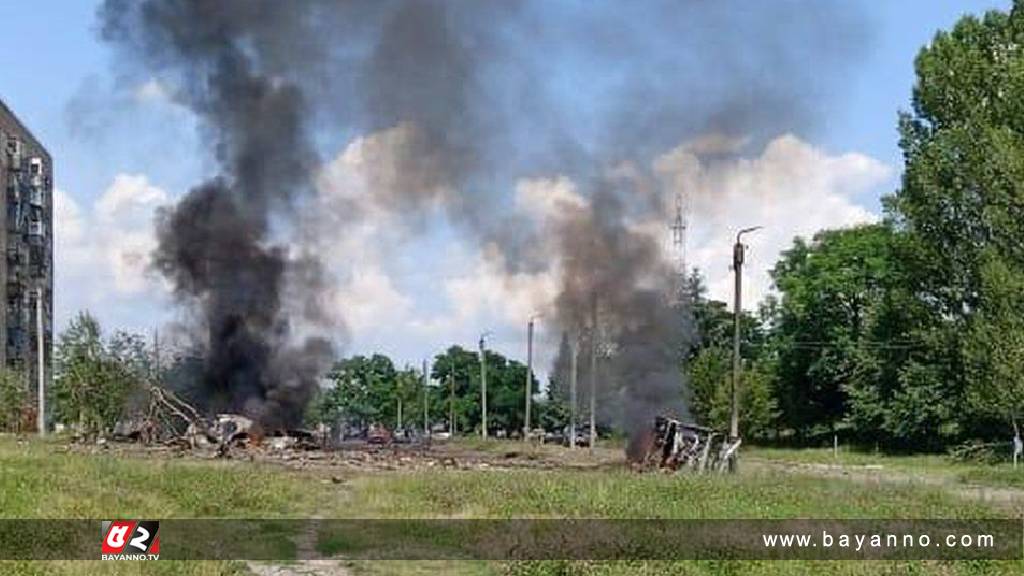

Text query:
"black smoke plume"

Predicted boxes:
[[98, 1, 866, 434], [99, 0, 336, 427]]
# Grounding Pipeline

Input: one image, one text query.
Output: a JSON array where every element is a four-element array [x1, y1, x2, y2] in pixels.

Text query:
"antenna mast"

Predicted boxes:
[[670, 190, 688, 303]]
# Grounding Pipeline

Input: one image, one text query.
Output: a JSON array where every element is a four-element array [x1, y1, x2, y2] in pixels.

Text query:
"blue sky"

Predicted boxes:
[[0, 0, 1011, 370]]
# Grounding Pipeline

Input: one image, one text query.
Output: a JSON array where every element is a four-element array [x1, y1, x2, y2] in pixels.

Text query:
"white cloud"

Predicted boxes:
[[54, 188, 87, 269], [287, 129, 892, 369], [655, 133, 893, 309], [441, 250, 560, 329], [56, 174, 169, 298], [330, 267, 413, 332]]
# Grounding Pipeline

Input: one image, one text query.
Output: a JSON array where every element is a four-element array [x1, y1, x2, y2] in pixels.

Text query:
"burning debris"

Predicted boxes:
[[629, 416, 740, 473]]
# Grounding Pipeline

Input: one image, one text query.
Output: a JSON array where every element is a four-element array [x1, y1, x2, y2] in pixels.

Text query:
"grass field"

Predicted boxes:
[[747, 446, 1024, 490], [0, 435, 1021, 575]]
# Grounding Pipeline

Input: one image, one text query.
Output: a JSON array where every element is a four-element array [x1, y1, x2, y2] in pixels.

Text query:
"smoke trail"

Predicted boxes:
[[98, 1, 866, 433], [99, 0, 336, 428]]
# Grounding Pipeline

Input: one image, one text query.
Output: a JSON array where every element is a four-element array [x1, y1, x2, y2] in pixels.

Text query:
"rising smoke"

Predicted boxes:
[[98, 1, 865, 433]]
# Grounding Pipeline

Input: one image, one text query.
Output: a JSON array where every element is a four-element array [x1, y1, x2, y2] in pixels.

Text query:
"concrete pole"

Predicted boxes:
[[524, 318, 534, 441], [731, 226, 761, 440], [448, 355, 455, 436], [731, 242, 741, 440], [36, 287, 44, 436], [397, 397, 403, 430], [422, 359, 429, 435], [569, 337, 578, 450], [589, 298, 598, 450], [479, 333, 489, 439]]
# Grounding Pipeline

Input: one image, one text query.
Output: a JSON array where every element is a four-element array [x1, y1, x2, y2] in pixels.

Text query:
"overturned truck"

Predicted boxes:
[[631, 416, 740, 473]]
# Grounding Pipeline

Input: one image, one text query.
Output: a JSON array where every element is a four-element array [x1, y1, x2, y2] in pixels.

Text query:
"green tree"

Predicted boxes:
[[320, 354, 399, 428], [0, 369, 28, 432], [53, 312, 145, 437], [688, 346, 730, 427], [683, 268, 771, 437], [768, 225, 940, 445], [884, 2, 1024, 443], [688, 346, 776, 439], [965, 256, 1024, 438], [431, 345, 536, 436]]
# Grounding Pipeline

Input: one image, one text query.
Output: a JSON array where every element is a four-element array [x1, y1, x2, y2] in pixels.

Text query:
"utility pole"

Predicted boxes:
[[479, 332, 490, 439], [35, 287, 45, 436], [569, 337, 578, 450], [589, 297, 598, 450], [731, 226, 762, 440], [448, 354, 455, 436], [397, 396, 403, 430], [422, 359, 429, 435], [524, 317, 536, 441]]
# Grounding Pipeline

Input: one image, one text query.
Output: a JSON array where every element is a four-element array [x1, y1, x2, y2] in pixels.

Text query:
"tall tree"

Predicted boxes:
[[0, 369, 27, 432], [53, 312, 146, 437], [320, 354, 399, 428], [965, 255, 1024, 437], [768, 225, 939, 444], [431, 345, 537, 435], [885, 2, 1024, 441]]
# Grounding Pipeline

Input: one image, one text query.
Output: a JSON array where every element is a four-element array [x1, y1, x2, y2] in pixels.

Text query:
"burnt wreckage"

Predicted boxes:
[[636, 416, 740, 473]]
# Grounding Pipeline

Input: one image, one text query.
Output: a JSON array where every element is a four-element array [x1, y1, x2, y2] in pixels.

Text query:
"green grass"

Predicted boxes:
[[0, 435, 348, 575], [745, 446, 952, 470], [746, 446, 1024, 490], [324, 468, 1020, 575], [340, 468, 997, 519], [958, 466, 1024, 489], [0, 437, 344, 518], [2, 436, 1022, 576]]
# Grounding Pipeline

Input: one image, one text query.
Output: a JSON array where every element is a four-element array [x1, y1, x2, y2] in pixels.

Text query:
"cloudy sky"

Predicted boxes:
[[0, 1, 1010, 375]]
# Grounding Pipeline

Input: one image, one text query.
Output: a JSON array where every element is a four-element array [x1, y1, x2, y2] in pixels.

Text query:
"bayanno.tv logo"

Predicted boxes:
[[101, 520, 160, 560]]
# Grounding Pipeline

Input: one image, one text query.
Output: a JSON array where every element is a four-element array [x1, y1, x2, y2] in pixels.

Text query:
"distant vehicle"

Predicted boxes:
[[366, 424, 392, 445], [431, 431, 451, 440], [392, 428, 414, 444], [544, 427, 591, 447]]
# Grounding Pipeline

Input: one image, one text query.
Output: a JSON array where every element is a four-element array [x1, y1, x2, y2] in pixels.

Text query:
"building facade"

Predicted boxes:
[[0, 99, 53, 425]]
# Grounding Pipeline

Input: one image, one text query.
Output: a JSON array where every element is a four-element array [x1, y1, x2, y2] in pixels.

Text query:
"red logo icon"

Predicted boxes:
[[101, 520, 160, 560]]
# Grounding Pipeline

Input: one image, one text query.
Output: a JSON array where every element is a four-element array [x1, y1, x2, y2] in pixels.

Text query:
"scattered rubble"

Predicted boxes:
[[83, 385, 626, 473]]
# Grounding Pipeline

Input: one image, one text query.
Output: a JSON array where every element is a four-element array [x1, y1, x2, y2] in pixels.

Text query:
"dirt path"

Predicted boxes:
[[244, 518, 352, 576], [746, 457, 1024, 513]]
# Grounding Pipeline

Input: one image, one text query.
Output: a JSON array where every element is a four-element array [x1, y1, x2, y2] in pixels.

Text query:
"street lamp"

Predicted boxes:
[[731, 226, 762, 441]]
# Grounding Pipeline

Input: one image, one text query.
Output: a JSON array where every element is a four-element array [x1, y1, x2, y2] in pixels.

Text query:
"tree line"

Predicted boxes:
[[4, 5, 1022, 454], [688, 4, 1024, 452]]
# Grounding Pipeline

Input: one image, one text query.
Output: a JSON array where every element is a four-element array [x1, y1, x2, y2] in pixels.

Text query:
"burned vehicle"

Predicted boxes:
[[630, 416, 740, 473], [186, 413, 255, 448]]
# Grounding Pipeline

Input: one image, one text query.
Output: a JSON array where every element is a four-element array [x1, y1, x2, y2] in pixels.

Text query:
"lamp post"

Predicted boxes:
[[731, 226, 762, 440], [36, 286, 45, 436], [569, 336, 578, 450]]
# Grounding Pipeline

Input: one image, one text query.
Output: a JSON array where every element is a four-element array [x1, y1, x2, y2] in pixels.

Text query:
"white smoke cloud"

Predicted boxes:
[[308, 130, 891, 364], [56, 130, 888, 370]]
